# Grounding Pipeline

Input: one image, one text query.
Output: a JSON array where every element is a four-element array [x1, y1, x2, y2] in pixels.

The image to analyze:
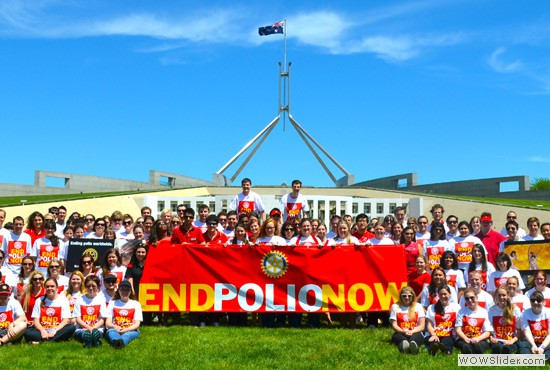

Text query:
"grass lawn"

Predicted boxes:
[[5, 325, 496, 370]]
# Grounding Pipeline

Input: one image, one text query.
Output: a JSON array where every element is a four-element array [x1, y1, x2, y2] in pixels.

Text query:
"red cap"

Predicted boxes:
[[480, 215, 492, 222]]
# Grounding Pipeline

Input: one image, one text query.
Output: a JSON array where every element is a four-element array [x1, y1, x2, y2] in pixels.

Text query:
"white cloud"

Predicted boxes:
[[488, 47, 523, 73], [528, 156, 550, 163]]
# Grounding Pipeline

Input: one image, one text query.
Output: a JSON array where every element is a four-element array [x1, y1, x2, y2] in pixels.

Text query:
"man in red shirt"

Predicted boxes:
[[476, 212, 505, 265], [171, 208, 205, 245], [352, 214, 375, 243]]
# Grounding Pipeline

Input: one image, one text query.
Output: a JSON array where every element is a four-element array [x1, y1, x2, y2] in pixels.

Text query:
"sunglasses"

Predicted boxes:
[[82, 260, 93, 265], [123, 221, 132, 225], [531, 298, 544, 304], [32, 277, 44, 282], [465, 296, 476, 301], [283, 228, 294, 232], [184, 216, 194, 220], [401, 294, 413, 299], [96, 223, 106, 227], [49, 265, 61, 269], [105, 280, 117, 284], [207, 223, 218, 226], [86, 285, 98, 289]]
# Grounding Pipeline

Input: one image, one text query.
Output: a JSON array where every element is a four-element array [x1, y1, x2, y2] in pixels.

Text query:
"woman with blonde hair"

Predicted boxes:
[[20, 270, 45, 325], [66, 270, 86, 320], [488, 286, 521, 354], [390, 286, 425, 354]]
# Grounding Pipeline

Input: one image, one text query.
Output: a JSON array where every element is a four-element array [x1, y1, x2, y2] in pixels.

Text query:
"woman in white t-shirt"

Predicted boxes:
[[425, 284, 461, 355], [255, 218, 286, 246], [518, 291, 550, 359], [506, 276, 530, 312], [455, 288, 493, 354], [97, 248, 127, 289], [23, 277, 75, 343], [464, 244, 495, 290], [449, 221, 485, 271], [390, 286, 425, 354], [487, 253, 525, 294], [488, 286, 521, 354], [105, 280, 142, 348], [73, 275, 109, 348], [332, 221, 359, 246]]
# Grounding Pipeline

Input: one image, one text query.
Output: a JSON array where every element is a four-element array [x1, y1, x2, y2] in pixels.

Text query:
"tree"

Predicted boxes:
[[531, 177, 550, 191]]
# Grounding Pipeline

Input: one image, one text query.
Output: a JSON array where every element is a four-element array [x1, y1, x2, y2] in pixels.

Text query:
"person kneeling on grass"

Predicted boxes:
[[0, 283, 27, 345], [73, 275, 108, 348], [105, 280, 142, 348], [24, 277, 76, 343], [390, 286, 425, 354], [455, 288, 493, 354], [518, 291, 550, 359]]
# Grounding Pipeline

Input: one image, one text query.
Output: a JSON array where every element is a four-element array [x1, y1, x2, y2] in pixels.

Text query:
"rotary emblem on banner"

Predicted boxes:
[[261, 251, 289, 278]]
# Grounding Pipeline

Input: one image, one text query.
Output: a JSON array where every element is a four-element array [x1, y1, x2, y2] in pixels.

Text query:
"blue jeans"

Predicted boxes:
[[106, 328, 140, 346]]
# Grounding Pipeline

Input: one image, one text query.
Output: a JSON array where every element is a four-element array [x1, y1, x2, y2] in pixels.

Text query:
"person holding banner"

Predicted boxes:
[[24, 277, 75, 343], [105, 280, 142, 348], [230, 223, 251, 246], [85, 219, 107, 239], [255, 218, 286, 246], [315, 223, 334, 248], [488, 286, 521, 354], [526, 271, 550, 308], [518, 291, 550, 359], [73, 275, 108, 348], [425, 284, 460, 355], [281, 221, 296, 244], [332, 221, 359, 246], [368, 224, 394, 246], [390, 286, 425, 354], [455, 288, 493, 354], [289, 219, 319, 247]]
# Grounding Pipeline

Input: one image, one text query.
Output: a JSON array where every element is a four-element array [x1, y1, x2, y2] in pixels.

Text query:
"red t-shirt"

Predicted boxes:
[[407, 270, 431, 296], [171, 226, 205, 244], [476, 230, 506, 265]]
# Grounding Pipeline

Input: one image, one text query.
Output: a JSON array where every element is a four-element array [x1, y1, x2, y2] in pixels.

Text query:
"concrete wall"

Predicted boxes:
[[0, 170, 214, 196]]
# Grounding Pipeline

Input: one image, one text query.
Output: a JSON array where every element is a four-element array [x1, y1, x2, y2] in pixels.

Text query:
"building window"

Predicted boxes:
[[183, 201, 191, 209], [318, 201, 326, 223], [376, 203, 384, 214], [170, 201, 178, 212], [340, 201, 346, 216], [157, 201, 165, 212], [364, 203, 371, 214], [389, 203, 396, 213], [352, 202, 358, 214], [221, 200, 227, 212]]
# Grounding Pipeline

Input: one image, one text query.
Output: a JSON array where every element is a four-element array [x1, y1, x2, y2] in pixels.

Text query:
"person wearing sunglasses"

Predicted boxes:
[[24, 276, 75, 343], [488, 286, 521, 354], [526, 271, 550, 308], [15, 256, 35, 300], [0, 282, 27, 345], [46, 259, 69, 293], [170, 208, 205, 245], [73, 275, 108, 348], [105, 280, 142, 348], [423, 223, 451, 271], [20, 271, 45, 325], [459, 271, 494, 309], [455, 288, 493, 354], [390, 286, 425, 354], [425, 284, 460, 355], [202, 215, 228, 246], [85, 219, 107, 239], [519, 291, 550, 359], [118, 214, 135, 241], [281, 220, 297, 244], [78, 253, 98, 278], [100, 274, 118, 304]]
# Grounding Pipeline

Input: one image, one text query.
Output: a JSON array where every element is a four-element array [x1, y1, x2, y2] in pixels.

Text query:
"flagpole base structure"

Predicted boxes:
[[213, 62, 354, 187]]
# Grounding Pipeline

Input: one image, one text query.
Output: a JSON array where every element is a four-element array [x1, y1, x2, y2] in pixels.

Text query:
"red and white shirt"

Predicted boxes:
[[456, 306, 493, 338], [488, 304, 521, 342], [107, 299, 143, 328], [426, 302, 461, 338]]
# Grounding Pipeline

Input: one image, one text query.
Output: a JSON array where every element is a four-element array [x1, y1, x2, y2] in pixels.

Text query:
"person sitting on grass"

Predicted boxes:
[[105, 280, 142, 348], [488, 286, 521, 354], [73, 275, 108, 348], [0, 283, 27, 345], [425, 284, 460, 355], [518, 291, 550, 359], [455, 288, 493, 354], [24, 277, 75, 343], [389, 286, 425, 354]]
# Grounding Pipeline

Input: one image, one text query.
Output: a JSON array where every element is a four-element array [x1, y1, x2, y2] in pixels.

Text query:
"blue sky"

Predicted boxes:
[[1, 0, 549, 189]]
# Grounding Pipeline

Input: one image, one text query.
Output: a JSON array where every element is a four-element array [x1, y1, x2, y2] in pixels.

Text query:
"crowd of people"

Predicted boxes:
[[0, 177, 549, 356]]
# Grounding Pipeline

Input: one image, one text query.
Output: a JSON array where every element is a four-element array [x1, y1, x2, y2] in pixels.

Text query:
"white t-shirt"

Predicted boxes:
[[73, 294, 109, 331], [290, 235, 319, 247], [444, 269, 466, 294], [526, 287, 550, 309], [523, 235, 544, 241], [368, 237, 394, 246], [456, 305, 493, 338], [521, 308, 550, 344], [229, 191, 265, 215], [500, 227, 526, 238], [0, 297, 25, 326], [488, 304, 521, 342], [486, 269, 525, 293], [463, 262, 496, 290], [511, 294, 530, 312], [426, 302, 461, 338], [459, 290, 494, 310], [255, 236, 287, 246], [389, 303, 425, 330], [107, 299, 143, 327], [448, 235, 486, 270], [2, 232, 32, 275], [424, 239, 451, 270], [30, 237, 67, 275], [279, 192, 309, 221], [332, 236, 360, 245], [31, 295, 72, 331], [420, 286, 458, 308]]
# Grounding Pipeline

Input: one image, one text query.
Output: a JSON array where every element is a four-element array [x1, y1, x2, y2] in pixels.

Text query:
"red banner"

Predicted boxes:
[[139, 241, 407, 313]]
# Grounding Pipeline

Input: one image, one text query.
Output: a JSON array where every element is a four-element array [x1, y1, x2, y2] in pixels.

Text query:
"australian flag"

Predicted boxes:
[[258, 21, 284, 36]]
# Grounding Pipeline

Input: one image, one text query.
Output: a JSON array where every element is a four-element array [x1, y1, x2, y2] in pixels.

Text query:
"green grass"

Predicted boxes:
[[5, 326, 499, 370]]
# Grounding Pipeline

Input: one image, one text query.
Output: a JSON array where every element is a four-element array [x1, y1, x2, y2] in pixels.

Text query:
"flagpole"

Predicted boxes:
[[283, 19, 287, 72]]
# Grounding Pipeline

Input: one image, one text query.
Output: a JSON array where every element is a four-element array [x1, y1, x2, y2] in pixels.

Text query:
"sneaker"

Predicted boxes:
[[212, 322, 220, 328], [399, 340, 410, 353], [92, 329, 102, 347], [409, 341, 419, 355], [198, 322, 206, 328], [429, 343, 438, 356], [82, 330, 93, 348], [438, 342, 448, 354]]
